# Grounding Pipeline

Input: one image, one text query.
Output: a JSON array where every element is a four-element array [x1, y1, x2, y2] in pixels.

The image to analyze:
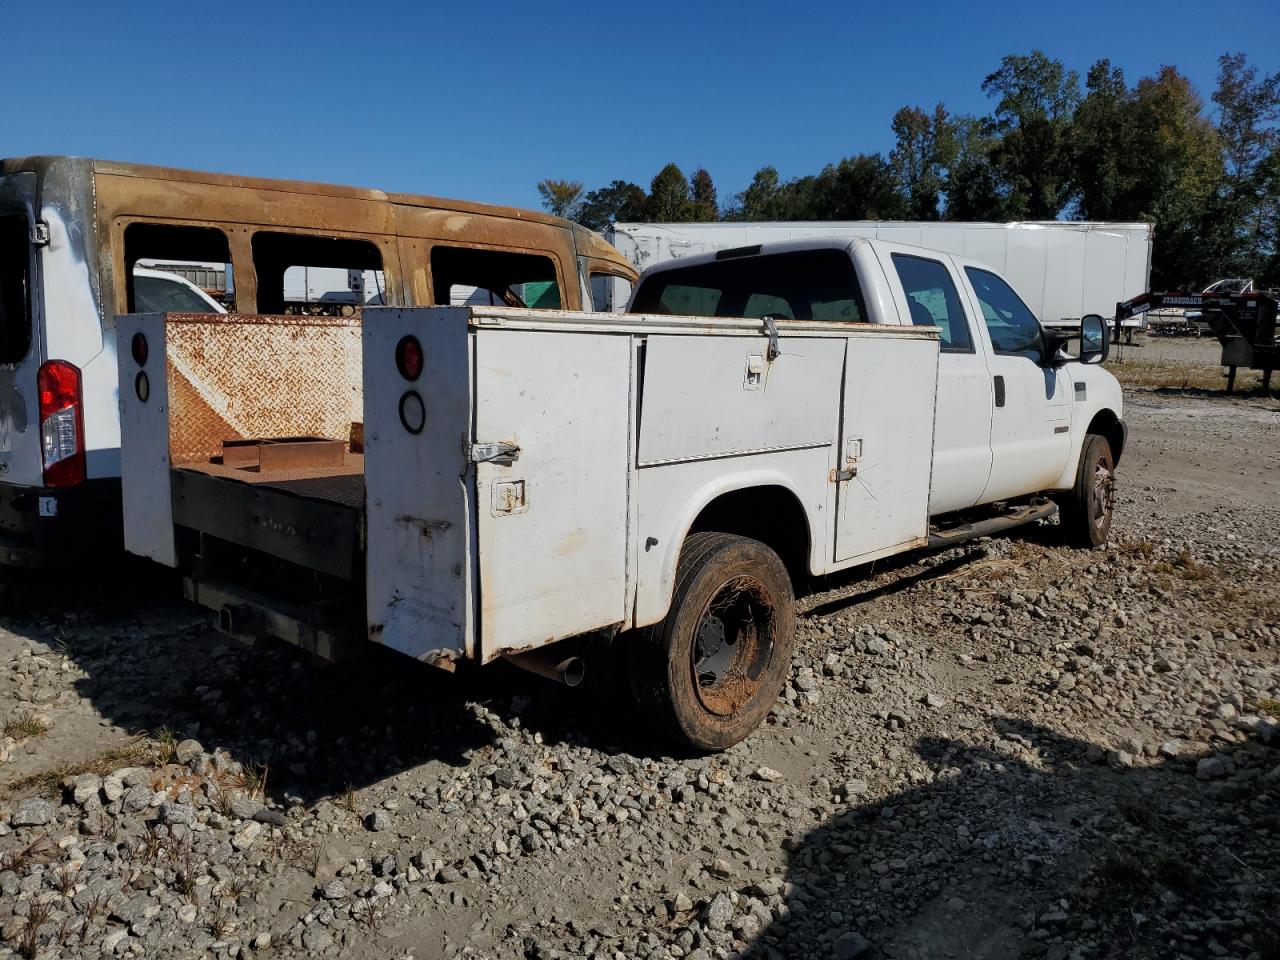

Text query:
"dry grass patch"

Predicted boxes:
[[1107, 356, 1230, 391], [2, 736, 167, 797], [3, 710, 48, 741]]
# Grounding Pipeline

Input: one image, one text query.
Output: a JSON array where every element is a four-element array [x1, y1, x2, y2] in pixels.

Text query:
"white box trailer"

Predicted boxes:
[[604, 221, 1153, 331]]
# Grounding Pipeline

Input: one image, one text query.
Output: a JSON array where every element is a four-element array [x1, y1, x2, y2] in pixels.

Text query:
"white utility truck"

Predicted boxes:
[[118, 237, 1123, 750], [604, 220, 1153, 339]]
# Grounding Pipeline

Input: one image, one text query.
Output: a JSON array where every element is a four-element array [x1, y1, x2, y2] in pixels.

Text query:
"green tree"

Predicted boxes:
[[535, 179, 583, 220], [1071, 59, 1138, 220], [890, 104, 955, 219], [1130, 66, 1225, 286], [577, 180, 648, 231], [943, 116, 1007, 220], [647, 163, 694, 221], [982, 50, 1081, 217], [1211, 53, 1280, 277], [732, 166, 784, 220], [809, 154, 907, 220], [690, 168, 719, 221]]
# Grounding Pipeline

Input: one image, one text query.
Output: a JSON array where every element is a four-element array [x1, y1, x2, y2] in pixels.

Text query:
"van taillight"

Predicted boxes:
[[37, 360, 85, 488]]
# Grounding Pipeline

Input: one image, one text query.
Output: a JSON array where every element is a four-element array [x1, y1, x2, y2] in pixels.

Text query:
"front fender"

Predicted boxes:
[[1049, 364, 1125, 490]]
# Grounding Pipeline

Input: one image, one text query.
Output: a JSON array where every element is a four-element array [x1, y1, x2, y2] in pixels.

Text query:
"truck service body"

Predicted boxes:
[[118, 235, 1123, 750]]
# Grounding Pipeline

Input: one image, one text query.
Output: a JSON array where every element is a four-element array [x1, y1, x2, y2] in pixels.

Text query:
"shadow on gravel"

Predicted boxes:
[[745, 719, 1280, 960], [1, 560, 656, 803], [802, 549, 987, 620]]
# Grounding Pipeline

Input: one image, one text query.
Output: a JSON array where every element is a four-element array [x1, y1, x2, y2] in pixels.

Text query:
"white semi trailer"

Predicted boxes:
[[603, 221, 1153, 335]]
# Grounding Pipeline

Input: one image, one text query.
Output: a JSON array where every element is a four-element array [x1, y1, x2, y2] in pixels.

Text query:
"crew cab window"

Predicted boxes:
[[630, 249, 866, 322], [965, 266, 1044, 361], [0, 215, 31, 363], [430, 246, 560, 310], [890, 254, 972, 353]]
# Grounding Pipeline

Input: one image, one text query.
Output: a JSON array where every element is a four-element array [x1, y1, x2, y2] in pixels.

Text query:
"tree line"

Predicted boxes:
[[537, 51, 1279, 288]]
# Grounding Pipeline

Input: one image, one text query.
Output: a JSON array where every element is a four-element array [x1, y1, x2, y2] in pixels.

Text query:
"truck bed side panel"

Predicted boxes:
[[118, 312, 176, 566], [473, 329, 630, 659], [364, 309, 474, 667]]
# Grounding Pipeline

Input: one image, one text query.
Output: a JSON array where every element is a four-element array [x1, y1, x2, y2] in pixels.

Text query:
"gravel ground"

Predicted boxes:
[[0, 376, 1277, 960]]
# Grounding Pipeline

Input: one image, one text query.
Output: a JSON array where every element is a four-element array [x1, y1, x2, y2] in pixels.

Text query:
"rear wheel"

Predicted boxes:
[[1060, 433, 1116, 547], [629, 532, 794, 751]]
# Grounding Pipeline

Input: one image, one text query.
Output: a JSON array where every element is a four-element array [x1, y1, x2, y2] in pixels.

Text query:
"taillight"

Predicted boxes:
[[396, 335, 423, 381], [131, 332, 148, 366], [37, 360, 85, 488]]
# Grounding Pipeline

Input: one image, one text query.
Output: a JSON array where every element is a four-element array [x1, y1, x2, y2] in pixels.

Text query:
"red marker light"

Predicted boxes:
[[131, 332, 148, 366], [395, 335, 423, 381]]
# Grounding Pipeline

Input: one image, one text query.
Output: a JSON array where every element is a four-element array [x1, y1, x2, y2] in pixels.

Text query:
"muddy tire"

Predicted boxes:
[[1060, 433, 1116, 547], [629, 532, 794, 752]]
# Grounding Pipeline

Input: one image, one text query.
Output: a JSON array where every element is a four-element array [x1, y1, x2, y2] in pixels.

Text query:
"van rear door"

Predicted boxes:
[[0, 172, 44, 488]]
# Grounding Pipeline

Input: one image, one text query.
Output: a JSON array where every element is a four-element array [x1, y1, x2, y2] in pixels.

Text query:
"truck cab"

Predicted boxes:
[[629, 237, 1126, 544]]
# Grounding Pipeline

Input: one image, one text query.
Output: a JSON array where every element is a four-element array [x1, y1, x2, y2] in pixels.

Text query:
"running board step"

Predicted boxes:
[[926, 500, 1058, 551]]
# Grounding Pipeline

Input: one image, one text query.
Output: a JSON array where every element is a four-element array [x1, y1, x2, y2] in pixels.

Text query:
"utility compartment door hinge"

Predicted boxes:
[[469, 441, 520, 466], [30, 220, 50, 246]]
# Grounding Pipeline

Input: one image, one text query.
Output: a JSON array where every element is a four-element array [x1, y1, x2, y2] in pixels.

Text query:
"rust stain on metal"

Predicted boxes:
[[164, 313, 362, 465]]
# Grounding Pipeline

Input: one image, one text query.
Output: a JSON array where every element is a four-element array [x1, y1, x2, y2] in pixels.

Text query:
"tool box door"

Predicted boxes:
[[472, 328, 630, 660]]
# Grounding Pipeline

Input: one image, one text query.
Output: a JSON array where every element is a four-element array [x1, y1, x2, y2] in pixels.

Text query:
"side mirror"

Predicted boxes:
[[1080, 314, 1108, 364]]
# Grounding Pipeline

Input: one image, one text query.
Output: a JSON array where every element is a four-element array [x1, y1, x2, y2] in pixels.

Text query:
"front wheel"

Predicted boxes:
[[1059, 433, 1116, 547], [629, 533, 795, 751]]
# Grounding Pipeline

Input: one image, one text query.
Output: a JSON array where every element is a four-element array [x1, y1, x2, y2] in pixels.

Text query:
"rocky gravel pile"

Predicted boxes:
[[0, 390, 1277, 960]]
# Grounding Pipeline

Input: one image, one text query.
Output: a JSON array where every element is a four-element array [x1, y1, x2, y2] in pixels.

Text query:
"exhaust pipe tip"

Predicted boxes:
[[503, 650, 587, 687], [558, 656, 586, 688]]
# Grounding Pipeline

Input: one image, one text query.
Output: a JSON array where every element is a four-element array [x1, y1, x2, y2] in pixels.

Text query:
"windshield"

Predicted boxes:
[[0, 214, 31, 363], [133, 273, 222, 314], [1206, 278, 1250, 295], [631, 249, 867, 322]]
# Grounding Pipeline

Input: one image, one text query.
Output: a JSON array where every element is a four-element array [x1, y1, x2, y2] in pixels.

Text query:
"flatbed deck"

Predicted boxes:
[[171, 455, 365, 580]]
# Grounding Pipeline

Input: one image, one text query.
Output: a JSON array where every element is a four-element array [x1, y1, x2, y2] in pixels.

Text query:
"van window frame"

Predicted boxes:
[[112, 217, 240, 315], [250, 229, 389, 315], [420, 239, 569, 310]]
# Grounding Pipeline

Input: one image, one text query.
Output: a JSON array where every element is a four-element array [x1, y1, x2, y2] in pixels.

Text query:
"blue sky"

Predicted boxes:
[[4, 0, 1278, 211]]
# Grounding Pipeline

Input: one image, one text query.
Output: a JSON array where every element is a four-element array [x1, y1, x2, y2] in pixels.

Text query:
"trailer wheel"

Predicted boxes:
[[630, 532, 794, 751], [1060, 433, 1116, 547]]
